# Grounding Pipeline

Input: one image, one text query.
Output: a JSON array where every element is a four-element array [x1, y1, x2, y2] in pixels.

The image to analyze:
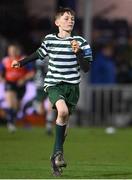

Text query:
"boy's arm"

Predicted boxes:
[[19, 52, 39, 67], [71, 40, 91, 72], [12, 36, 48, 68], [11, 52, 39, 68], [76, 49, 91, 72]]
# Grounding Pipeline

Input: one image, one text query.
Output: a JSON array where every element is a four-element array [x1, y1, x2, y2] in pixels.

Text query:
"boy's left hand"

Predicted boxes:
[[71, 40, 80, 53]]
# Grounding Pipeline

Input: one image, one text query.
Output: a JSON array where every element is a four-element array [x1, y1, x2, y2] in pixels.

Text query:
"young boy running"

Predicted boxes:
[[11, 7, 92, 176]]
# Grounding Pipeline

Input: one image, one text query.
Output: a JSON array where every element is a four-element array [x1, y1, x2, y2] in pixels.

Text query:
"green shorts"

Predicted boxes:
[[47, 82, 79, 114], [35, 88, 48, 102]]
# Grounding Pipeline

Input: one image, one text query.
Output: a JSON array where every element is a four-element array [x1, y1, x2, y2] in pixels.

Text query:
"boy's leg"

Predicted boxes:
[[53, 99, 68, 155], [50, 99, 69, 175], [47, 84, 74, 175]]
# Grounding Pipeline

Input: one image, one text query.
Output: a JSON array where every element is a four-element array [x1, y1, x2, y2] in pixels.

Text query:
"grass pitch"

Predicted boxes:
[[0, 126, 132, 179]]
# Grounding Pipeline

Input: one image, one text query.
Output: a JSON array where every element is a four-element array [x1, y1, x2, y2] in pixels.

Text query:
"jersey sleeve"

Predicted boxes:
[[36, 37, 48, 60], [80, 38, 93, 62]]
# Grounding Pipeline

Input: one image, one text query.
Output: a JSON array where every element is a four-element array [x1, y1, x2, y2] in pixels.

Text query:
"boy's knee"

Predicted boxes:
[[56, 100, 69, 124], [58, 109, 69, 119]]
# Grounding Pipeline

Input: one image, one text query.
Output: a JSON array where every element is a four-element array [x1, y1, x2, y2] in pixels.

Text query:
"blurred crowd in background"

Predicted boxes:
[[91, 17, 132, 84], [1, 0, 132, 128]]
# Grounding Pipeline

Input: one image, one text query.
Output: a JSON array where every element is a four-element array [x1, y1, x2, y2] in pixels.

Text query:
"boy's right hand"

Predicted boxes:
[[11, 60, 20, 68], [71, 40, 80, 53]]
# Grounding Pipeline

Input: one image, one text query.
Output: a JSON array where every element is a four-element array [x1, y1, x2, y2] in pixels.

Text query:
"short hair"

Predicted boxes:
[[55, 7, 75, 20]]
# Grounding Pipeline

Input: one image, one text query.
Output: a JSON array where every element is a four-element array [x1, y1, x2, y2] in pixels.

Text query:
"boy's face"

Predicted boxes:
[[55, 12, 75, 33]]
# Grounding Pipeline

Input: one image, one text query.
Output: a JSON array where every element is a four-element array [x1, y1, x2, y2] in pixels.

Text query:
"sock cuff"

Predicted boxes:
[[56, 121, 67, 126]]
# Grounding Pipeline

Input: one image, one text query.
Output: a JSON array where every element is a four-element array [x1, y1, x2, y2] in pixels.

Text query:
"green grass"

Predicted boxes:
[[0, 126, 132, 179]]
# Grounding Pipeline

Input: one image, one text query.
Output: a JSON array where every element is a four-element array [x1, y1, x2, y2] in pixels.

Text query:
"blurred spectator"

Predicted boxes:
[[0, 42, 35, 132], [90, 42, 116, 85], [90, 41, 116, 124]]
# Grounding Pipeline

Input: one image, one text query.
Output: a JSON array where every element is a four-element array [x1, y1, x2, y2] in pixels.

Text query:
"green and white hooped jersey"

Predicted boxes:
[[36, 33, 92, 89]]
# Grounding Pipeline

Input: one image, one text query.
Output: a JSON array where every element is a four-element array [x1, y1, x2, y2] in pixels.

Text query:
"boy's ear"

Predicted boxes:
[[55, 19, 59, 27]]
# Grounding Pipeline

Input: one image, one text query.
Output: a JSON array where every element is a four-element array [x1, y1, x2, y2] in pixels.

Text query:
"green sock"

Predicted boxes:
[[53, 124, 66, 154]]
